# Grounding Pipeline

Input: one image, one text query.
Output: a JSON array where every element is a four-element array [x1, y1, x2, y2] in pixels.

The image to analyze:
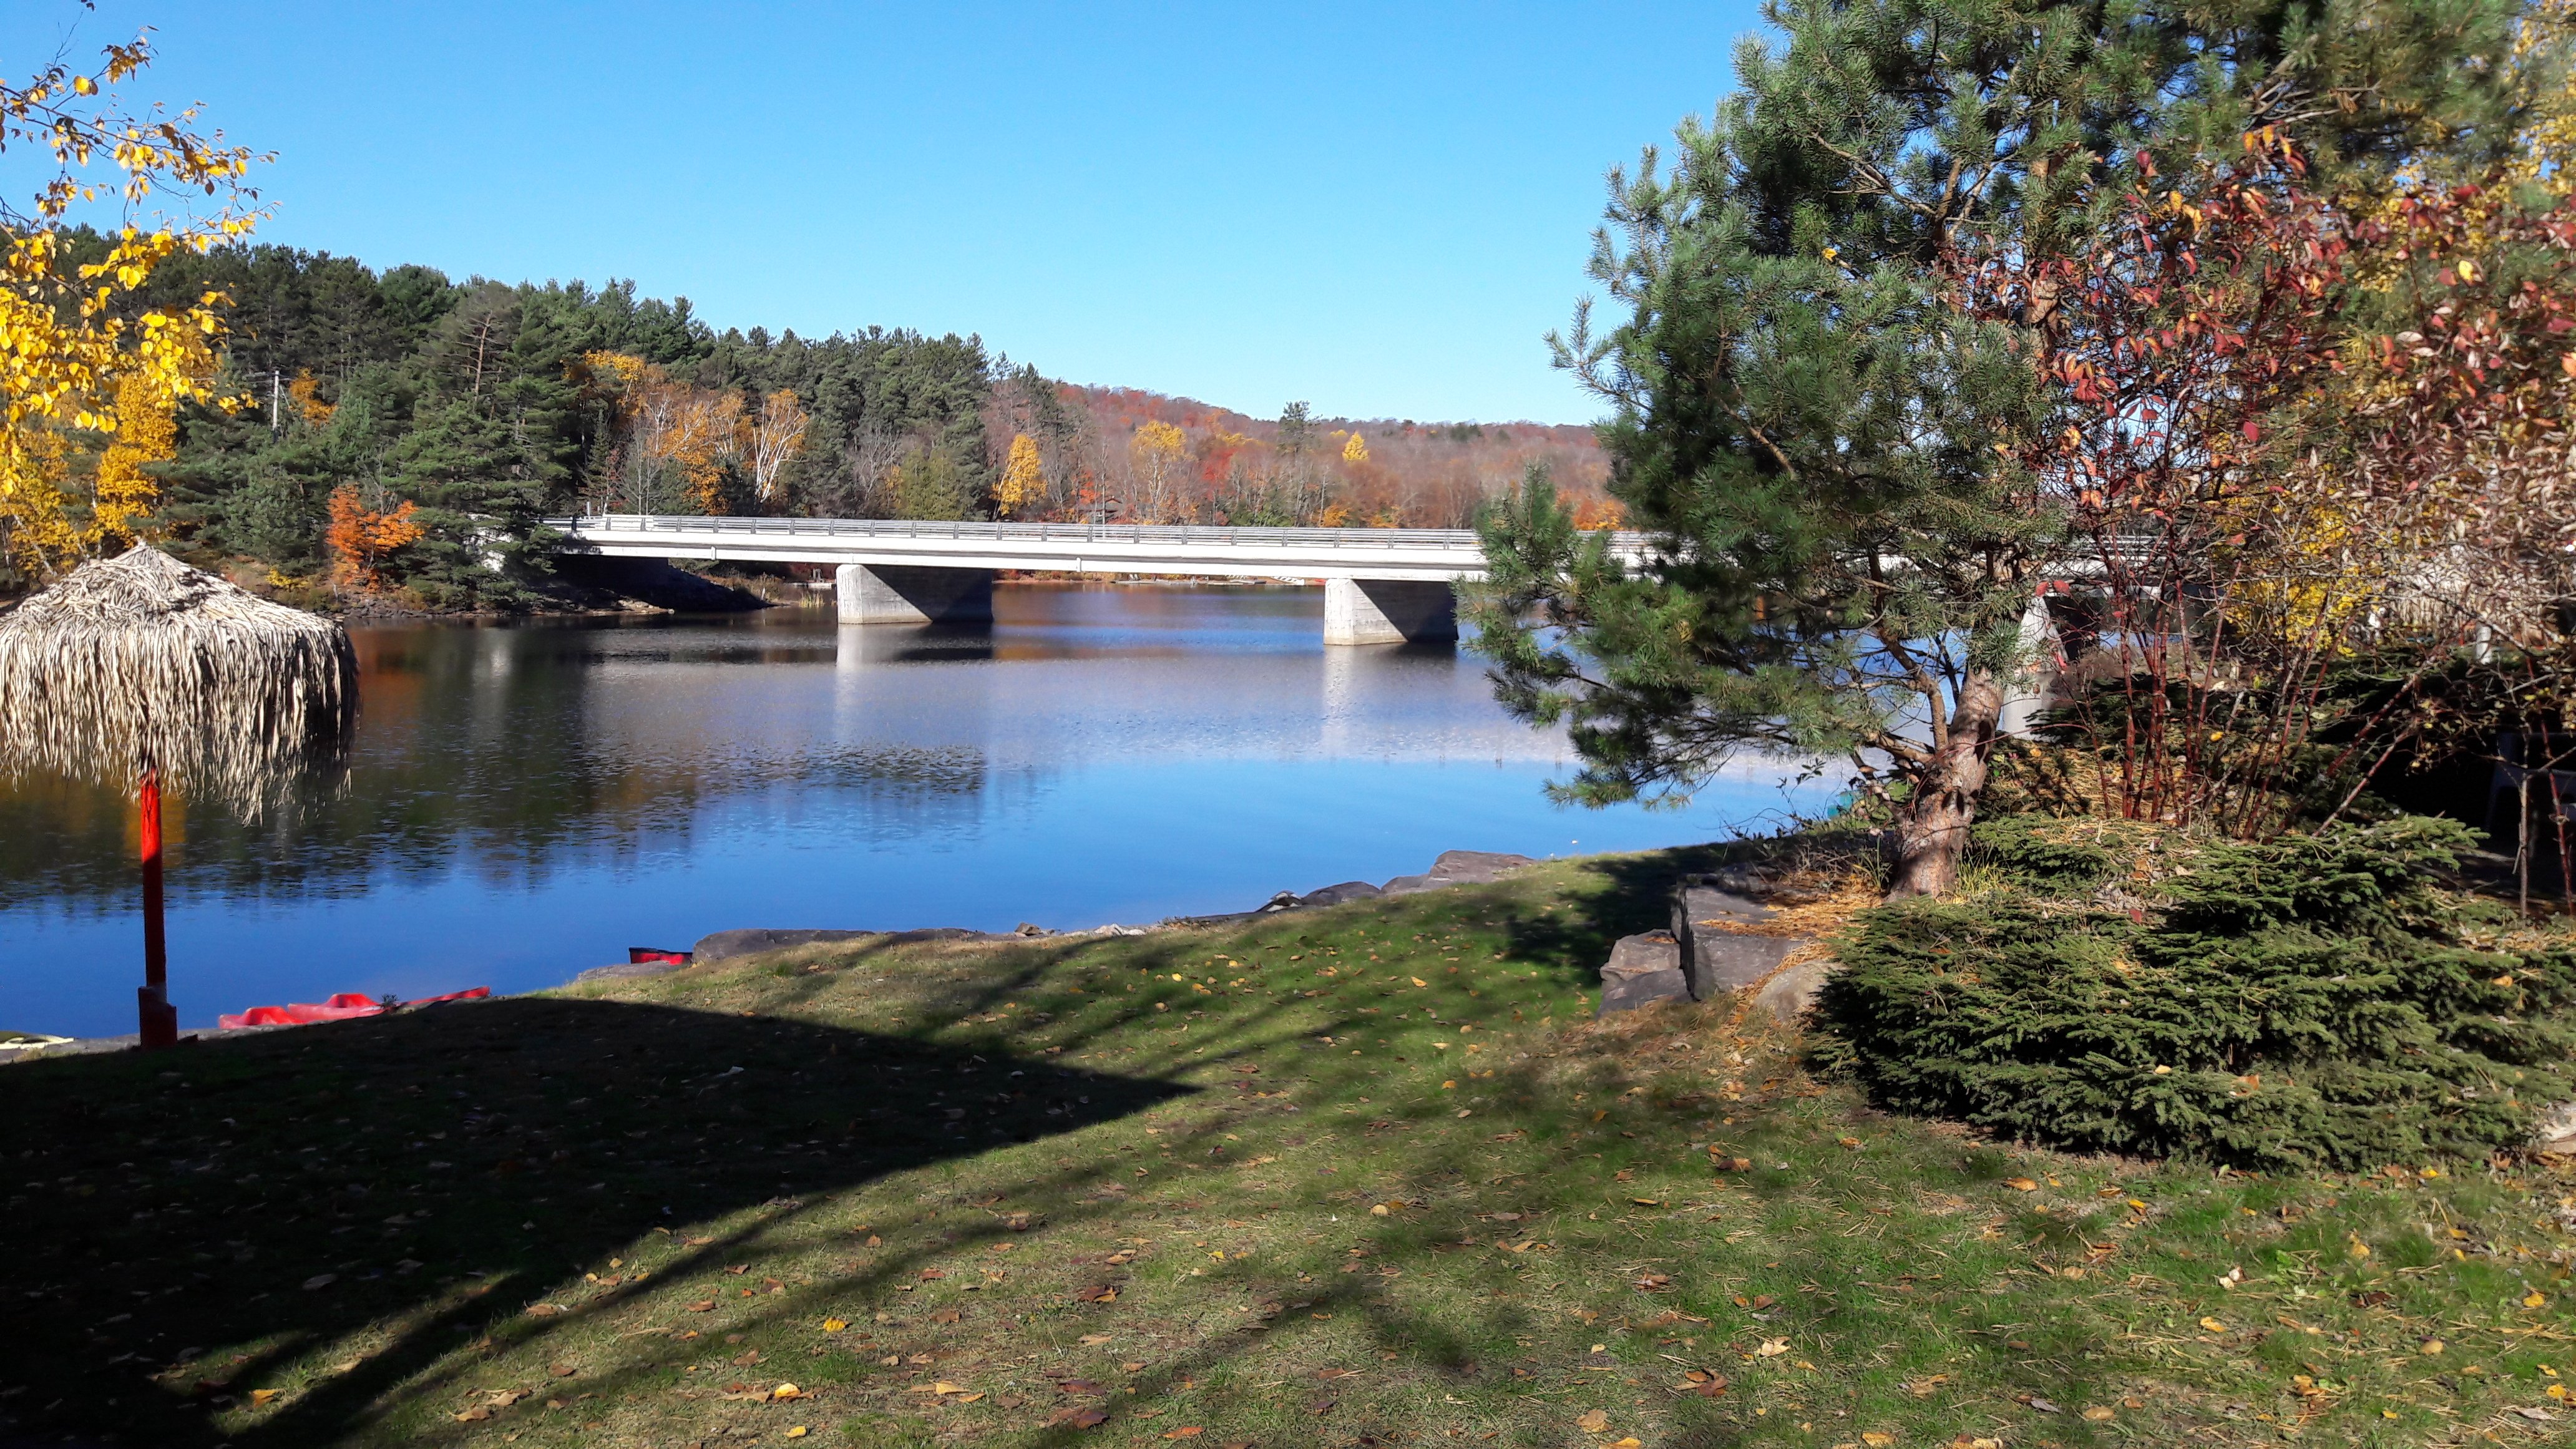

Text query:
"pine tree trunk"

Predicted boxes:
[[1886, 671, 2006, 900]]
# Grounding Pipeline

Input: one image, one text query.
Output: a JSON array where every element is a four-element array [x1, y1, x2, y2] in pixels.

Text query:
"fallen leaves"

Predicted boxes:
[[685, 1299, 716, 1313], [2198, 1317, 2227, 1333], [1633, 1273, 1673, 1292], [2004, 1178, 2038, 1192], [771, 1383, 805, 1401], [1046, 1405, 1109, 1428], [820, 1317, 847, 1333], [300, 1274, 336, 1291], [1163, 1430, 1204, 1440], [1674, 1368, 1728, 1397], [1576, 1408, 1611, 1432], [1860, 1433, 1895, 1447], [1075, 1285, 1118, 1303], [1755, 1339, 1790, 1357]]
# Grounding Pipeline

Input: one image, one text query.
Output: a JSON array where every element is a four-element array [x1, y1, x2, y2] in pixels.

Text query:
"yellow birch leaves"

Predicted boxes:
[[997, 433, 1043, 517], [0, 29, 265, 580]]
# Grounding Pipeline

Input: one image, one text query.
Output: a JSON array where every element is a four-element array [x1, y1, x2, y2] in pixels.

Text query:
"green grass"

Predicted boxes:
[[4, 847, 2574, 1448]]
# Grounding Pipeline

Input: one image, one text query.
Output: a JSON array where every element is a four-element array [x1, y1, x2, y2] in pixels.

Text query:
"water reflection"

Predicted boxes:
[[0, 584, 1812, 1035]]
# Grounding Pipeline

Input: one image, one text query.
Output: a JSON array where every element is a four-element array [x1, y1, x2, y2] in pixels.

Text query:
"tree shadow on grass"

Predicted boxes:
[[0, 997, 1188, 1449]]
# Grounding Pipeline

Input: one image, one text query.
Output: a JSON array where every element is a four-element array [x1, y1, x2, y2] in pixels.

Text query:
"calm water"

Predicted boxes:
[[0, 584, 1814, 1037]]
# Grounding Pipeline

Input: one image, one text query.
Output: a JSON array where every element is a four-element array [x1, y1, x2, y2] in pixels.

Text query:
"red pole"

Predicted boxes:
[[137, 765, 176, 1049]]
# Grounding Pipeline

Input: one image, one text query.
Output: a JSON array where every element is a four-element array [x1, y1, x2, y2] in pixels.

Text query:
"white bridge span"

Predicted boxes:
[[551, 513, 1649, 644]]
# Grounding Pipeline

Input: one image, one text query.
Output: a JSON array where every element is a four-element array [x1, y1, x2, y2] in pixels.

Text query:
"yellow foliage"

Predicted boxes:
[[89, 372, 177, 550], [1315, 501, 1352, 527], [575, 352, 746, 514], [1342, 431, 1369, 463], [0, 31, 265, 581], [286, 369, 332, 427], [1131, 420, 1185, 461], [997, 432, 1043, 517]]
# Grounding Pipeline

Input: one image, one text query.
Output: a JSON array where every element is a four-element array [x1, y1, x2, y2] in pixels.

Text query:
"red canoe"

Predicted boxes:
[[217, 987, 490, 1031]]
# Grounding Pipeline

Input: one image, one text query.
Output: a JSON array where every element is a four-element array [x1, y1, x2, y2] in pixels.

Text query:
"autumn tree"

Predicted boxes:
[[89, 371, 178, 548], [1128, 420, 1187, 521], [745, 388, 808, 507], [577, 351, 744, 514], [1471, 0, 2537, 899], [994, 432, 1043, 517], [1952, 139, 2362, 831], [0, 24, 263, 584], [324, 481, 421, 593]]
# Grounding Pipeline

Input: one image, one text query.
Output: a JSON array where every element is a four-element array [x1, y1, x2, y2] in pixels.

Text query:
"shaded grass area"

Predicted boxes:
[[4, 847, 2574, 1449]]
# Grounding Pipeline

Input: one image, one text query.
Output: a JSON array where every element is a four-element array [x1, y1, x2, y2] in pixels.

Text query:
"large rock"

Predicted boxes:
[[2534, 1101, 2576, 1156], [1750, 960, 1833, 1025], [1598, 930, 1689, 1016], [1382, 850, 1538, 897], [1671, 876, 1800, 999]]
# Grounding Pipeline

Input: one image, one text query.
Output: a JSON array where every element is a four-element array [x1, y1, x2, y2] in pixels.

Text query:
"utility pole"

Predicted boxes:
[[269, 370, 282, 434]]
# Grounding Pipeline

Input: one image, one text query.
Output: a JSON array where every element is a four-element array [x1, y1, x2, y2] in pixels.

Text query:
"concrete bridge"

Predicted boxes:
[[551, 513, 1649, 644]]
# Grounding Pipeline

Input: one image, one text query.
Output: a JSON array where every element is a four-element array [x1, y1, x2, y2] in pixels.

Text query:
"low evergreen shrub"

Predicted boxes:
[[1813, 816, 2576, 1169]]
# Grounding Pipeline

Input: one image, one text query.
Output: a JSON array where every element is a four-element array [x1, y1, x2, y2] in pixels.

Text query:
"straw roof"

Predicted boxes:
[[0, 546, 356, 813]]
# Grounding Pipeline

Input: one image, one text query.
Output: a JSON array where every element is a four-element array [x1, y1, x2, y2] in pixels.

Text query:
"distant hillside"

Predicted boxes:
[[1025, 386, 1614, 529]]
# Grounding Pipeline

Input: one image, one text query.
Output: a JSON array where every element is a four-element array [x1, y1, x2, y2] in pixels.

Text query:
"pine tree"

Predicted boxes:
[[1469, 0, 2540, 898]]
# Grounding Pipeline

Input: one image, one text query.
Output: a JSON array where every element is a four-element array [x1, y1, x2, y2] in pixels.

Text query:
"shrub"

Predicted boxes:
[[1813, 816, 2576, 1169]]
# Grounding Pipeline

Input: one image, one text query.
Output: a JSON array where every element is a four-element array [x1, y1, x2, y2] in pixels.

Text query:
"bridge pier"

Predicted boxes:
[[1323, 578, 1457, 646], [836, 564, 995, 625], [1998, 588, 2066, 736]]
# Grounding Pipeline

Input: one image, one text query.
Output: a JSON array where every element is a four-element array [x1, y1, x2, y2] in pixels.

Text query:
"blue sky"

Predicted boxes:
[[6, 2, 1766, 425]]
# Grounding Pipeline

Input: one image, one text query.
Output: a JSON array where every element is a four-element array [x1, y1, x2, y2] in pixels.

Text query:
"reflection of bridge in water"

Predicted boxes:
[[552, 514, 1651, 645]]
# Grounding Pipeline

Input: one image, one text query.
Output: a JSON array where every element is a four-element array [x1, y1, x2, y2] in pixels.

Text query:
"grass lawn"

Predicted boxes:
[[4, 847, 2573, 1449]]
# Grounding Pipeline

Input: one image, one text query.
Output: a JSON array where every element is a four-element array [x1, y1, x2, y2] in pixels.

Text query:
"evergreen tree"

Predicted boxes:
[[1469, 0, 2540, 898]]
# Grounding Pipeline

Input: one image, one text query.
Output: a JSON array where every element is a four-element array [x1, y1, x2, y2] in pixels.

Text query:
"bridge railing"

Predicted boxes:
[[549, 512, 2155, 573], [549, 512, 1511, 550]]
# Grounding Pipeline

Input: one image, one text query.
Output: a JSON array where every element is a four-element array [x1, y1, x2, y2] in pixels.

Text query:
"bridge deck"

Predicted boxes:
[[549, 513, 1636, 582]]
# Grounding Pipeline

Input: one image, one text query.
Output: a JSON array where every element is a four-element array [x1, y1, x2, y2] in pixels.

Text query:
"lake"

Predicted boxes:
[[0, 583, 1816, 1037]]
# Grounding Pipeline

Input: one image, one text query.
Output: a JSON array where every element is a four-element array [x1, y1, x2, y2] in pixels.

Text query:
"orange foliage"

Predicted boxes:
[[1569, 494, 1626, 530], [325, 483, 421, 593]]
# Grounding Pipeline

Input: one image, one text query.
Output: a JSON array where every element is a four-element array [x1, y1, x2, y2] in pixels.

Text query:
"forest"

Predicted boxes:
[[0, 233, 1609, 608]]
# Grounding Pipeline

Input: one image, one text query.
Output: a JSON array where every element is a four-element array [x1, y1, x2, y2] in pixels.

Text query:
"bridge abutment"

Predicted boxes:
[[836, 564, 996, 625], [1323, 578, 1458, 646]]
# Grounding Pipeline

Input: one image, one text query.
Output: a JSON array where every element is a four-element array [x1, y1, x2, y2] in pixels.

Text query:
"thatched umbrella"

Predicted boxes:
[[0, 546, 357, 1045]]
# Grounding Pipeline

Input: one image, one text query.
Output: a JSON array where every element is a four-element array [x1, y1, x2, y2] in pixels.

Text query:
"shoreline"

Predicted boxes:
[[0, 847, 1553, 1060]]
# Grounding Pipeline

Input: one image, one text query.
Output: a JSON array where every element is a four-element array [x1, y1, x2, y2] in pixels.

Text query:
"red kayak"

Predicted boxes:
[[218, 987, 489, 1030]]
